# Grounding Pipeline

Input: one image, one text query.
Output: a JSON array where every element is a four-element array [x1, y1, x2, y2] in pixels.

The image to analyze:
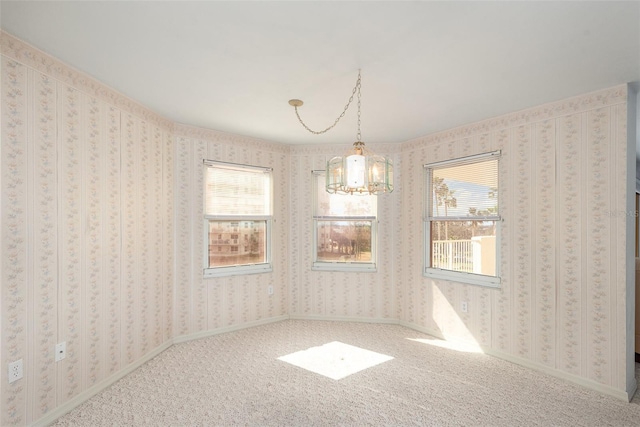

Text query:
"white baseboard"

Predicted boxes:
[[172, 315, 290, 344], [485, 347, 635, 402], [289, 314, 399, 324], [32, 315, 289, 426], [32, 341, 173, 427], [399, 320, 634, 402], [32, 314, 635, 426]]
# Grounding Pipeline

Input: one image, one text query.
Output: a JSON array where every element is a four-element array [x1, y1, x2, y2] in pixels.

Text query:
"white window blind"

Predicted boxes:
[[428, 157, 498, 220], [315, 173, 376, 219], [205, 164, 272, 217], [312, 171, 377, 272], [203, 161, 273, 278], [424, 152, 501, 287]]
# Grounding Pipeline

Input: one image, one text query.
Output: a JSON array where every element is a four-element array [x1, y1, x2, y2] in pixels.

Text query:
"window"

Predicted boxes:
[[204, 161, 273, 277], [424, 152, 501, 287], [312, 171, 377, 272]]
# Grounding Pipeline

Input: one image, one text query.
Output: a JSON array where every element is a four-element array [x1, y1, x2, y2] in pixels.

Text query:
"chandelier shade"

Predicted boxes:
[[288, 70, 394, 195], [326, 142, 393, 195]]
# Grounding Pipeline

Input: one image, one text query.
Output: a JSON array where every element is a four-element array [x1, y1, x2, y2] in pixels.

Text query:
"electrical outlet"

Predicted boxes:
[[268, 285, 274, 296], [55, 342, 66, 362], [461, 301, 469, 313], [8, 359, 23, 384]]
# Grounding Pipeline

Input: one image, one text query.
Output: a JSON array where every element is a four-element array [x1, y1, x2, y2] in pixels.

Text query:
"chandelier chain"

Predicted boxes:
[[357, 73, 361, 141], [293, 70, 361, 135]]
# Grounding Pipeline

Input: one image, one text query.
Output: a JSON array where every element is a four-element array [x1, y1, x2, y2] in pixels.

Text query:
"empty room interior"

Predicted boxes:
[[2, 1, 640, 426]]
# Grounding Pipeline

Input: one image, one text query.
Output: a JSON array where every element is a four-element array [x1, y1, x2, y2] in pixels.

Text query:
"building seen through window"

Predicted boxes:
[[204, 162, 272, 277]]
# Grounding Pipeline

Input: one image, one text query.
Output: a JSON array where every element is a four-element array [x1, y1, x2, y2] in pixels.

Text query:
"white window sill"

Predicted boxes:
[[204, 263, 272, 279], [423, 268, 500, 288], [312, 262, 377, 273]]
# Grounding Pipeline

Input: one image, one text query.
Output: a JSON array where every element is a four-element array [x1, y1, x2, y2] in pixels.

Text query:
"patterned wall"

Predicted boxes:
[[1, 34, 175, 425], [0, 30, 636, 426], [173, 125, 290, 337], [0, 32, 291, 425], [288, 145, 401, 321], [398, 86, 631, 393]]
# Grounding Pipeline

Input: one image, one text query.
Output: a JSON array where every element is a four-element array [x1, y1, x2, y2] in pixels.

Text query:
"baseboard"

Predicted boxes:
[[289, 314, 400, 325], [32, 315, 289, 426], [487, 347, 633, 402], [173, 315, 290, 344], [399, 320, 633, 402], [31, 340, 173, 427], [31, 315, 636, 426]]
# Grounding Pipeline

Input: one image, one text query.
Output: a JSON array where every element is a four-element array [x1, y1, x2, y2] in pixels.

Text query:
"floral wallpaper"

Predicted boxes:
[[0, 29, 636, 426], [398, 86, 631, 396], [1, 33, 175, 425], [172, 125, 290, 338], [288, 145, 401, 321]]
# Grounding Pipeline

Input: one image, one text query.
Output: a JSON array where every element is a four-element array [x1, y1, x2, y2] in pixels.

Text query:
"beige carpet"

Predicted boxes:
[[54, 320, 640, 426]]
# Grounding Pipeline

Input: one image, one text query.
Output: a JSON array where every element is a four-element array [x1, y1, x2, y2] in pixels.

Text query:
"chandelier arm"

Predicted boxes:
[[293, 71, 361, 135]]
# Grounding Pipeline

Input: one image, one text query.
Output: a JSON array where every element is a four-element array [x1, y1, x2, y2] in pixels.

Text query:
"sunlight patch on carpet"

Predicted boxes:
[[408, 337, 483, 353], [277, 341, 394, 380]]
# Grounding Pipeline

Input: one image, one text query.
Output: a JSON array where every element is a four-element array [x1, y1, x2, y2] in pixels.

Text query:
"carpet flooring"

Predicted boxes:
[[54, 320, 640, 426]]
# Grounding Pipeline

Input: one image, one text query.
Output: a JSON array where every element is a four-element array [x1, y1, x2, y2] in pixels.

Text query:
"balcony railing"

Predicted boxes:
[[432, 240, 474, 273]]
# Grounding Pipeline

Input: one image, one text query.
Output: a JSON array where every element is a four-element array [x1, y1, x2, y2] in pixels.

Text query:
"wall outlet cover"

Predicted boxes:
[[8, 359, 23, 383]]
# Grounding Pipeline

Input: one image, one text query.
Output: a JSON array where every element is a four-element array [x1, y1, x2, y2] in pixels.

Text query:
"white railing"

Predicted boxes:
[[432, 240, 474, 273]]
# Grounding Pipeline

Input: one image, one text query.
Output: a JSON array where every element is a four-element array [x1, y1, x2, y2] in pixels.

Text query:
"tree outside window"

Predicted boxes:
[[424, 152, 501, 287], [312, 171, 377, 272]]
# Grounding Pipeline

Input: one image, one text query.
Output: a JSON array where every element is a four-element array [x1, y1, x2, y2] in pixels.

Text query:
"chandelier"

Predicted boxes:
[[288, 70, 393, 195]]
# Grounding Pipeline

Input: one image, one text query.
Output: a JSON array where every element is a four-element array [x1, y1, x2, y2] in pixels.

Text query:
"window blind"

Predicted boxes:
[[314, 171, 376, 218], [428, 158, 498, 219], [205, 165, 272, 216]]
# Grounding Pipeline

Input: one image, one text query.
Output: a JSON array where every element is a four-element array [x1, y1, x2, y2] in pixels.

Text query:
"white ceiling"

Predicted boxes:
[[1, 1, 639, 146]]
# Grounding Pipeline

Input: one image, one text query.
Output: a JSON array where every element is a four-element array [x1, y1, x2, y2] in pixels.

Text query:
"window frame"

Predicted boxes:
[[423, 151, 501, 288], [203, 160, 273, 278], [312, 170, 378, 272]]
